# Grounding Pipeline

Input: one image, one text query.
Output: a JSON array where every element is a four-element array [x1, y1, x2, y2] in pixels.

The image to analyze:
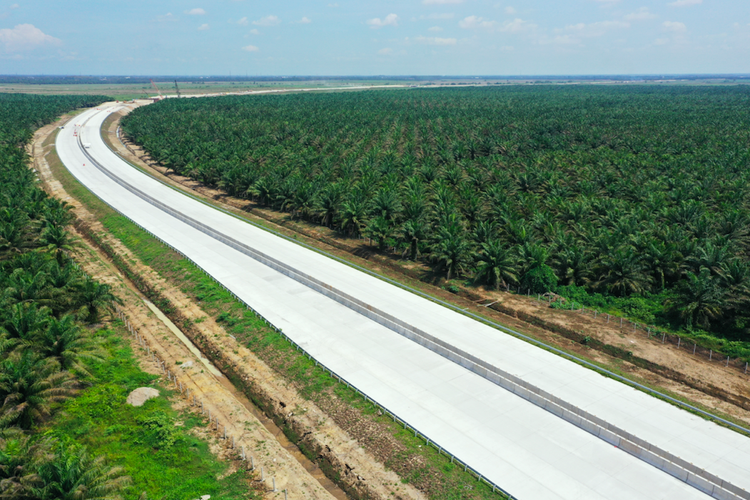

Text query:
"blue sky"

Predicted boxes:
[[1, 0, 748, 76]]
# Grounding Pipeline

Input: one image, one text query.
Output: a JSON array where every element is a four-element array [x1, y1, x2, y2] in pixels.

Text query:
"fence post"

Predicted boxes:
[[677, 337, 681, 349], [693, 343, 697, 355], [709, 350, 713, 361]]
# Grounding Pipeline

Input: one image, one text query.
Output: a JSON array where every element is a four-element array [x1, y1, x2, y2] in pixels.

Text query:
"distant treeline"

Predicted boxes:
[[2, 75, 749, 86]]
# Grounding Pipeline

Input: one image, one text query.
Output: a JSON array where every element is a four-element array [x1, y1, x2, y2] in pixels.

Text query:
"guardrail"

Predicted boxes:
[[70, 113, 515, 498], [85, 112, 750, 499], [112, 122, 750, 438]]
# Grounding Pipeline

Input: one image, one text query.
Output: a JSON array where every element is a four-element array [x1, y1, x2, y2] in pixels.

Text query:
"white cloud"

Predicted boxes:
[[0, 24, 61, 52], [543, 34, 580, 45], [564, 20, 629, 37], [378, 47, 393, 55], [663, 20, 687, 32], [237, 17, 248, 26], [459, 15, 496, 29], [415, 35, 457, 45], [328, 3, 339, 7], [198, 23, 209, 30], [156, 12, 175, 22], [242, 45, 259, 52], [624, 7, 657, 21], [428, 26, 443, 31], [186, 8, 206, 15], [420, 13, 455, 20], [299, 17, 312, 24], [498, 18, 536, 33], [253, 15, 280, 26], [668, 0, 701, 6], [422, 0, 464, 4], [249, 29, 260, 35], [505, 7, 517, 14], [459, 15, 535, 33], [593, 0, 620, 4], [10, 3, 19, 8], [366, 13, 399, 28]]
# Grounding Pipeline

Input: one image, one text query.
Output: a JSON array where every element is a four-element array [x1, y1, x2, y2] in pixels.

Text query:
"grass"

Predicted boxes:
[[47, 129, 508, 499], [45, 324, 259, 500]]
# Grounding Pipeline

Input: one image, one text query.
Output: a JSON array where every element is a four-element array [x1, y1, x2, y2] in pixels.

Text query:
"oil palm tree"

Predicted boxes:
[[2, 303, 51, 341], [0, 351, 75, 430], [432, 225, 473, 280], [33, 444, 130, 500], [364, 216, 393, 252], [73, 279, 120, 324], [31, 315, 106, 375], [401, 218, 427, 261], [0, 429, 47, 498], [338, 198, 369, 238], [315, 183, 344, 228], [596, 247, 652, 296], [667, 269, 727, 330], [40, 225, 79, 266], [474, 240, 518, 290]]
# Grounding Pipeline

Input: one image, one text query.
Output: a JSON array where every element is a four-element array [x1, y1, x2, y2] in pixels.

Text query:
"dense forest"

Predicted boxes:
[[121, 86, 750, 340]]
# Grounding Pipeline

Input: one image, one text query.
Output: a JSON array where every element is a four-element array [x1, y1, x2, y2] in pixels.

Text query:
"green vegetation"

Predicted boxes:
[[48, 127, 507, 500], [0, 94, 255, 500], [121, 86, 750, 345]]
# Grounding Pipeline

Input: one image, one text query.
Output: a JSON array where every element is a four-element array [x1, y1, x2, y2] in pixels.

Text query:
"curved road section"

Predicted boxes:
[[57, 103, 750, 500]]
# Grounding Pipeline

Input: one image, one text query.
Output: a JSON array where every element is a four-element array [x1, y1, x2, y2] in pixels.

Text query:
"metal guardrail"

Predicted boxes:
[[94, 119, 750, 499], [109, 123, 750, 439], [69, 112, 515, 498], [82, 108, 750, 497]]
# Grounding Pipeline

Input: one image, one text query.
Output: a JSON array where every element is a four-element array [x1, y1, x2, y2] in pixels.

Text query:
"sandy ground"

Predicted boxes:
[[104, 108, 750, 429], [32, 114, 425, 500]]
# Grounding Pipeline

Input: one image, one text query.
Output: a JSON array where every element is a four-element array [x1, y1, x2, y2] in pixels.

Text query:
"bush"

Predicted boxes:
[[521, 265, 558, 294]]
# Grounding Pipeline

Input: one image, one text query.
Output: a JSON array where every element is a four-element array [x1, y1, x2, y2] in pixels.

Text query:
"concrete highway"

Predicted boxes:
[[57, 103, 750, 500]]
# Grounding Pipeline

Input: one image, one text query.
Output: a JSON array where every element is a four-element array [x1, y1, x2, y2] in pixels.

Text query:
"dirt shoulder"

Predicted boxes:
[[104, 108, 750, 428], [34, 114, 431, 500]]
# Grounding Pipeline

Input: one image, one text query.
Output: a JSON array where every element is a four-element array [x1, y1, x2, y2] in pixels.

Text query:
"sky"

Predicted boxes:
[[0, 0, 749, 76]]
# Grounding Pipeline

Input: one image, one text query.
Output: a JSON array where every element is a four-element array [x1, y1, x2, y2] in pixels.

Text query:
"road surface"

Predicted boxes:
[[56, 102, 750, 500]]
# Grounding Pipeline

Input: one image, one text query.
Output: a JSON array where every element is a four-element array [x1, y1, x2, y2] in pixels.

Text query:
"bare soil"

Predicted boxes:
[[33, 113, 426, 500], [105, 108, 750, 428]]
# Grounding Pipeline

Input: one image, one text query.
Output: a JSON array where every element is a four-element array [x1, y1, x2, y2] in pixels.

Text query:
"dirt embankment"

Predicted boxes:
[[107, 108, 750, 427], [33, 114, 425, 500]]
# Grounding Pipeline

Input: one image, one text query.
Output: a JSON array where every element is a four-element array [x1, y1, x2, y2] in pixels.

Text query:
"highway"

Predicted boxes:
[[57, 102, 750, 500]]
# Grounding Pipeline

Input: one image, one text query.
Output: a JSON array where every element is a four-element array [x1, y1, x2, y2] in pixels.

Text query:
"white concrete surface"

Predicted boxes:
[[56, 103, 750, 500]]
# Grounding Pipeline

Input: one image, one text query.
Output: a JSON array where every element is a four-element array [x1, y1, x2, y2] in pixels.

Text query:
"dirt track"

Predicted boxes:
[[33, 114, 425, 500]]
